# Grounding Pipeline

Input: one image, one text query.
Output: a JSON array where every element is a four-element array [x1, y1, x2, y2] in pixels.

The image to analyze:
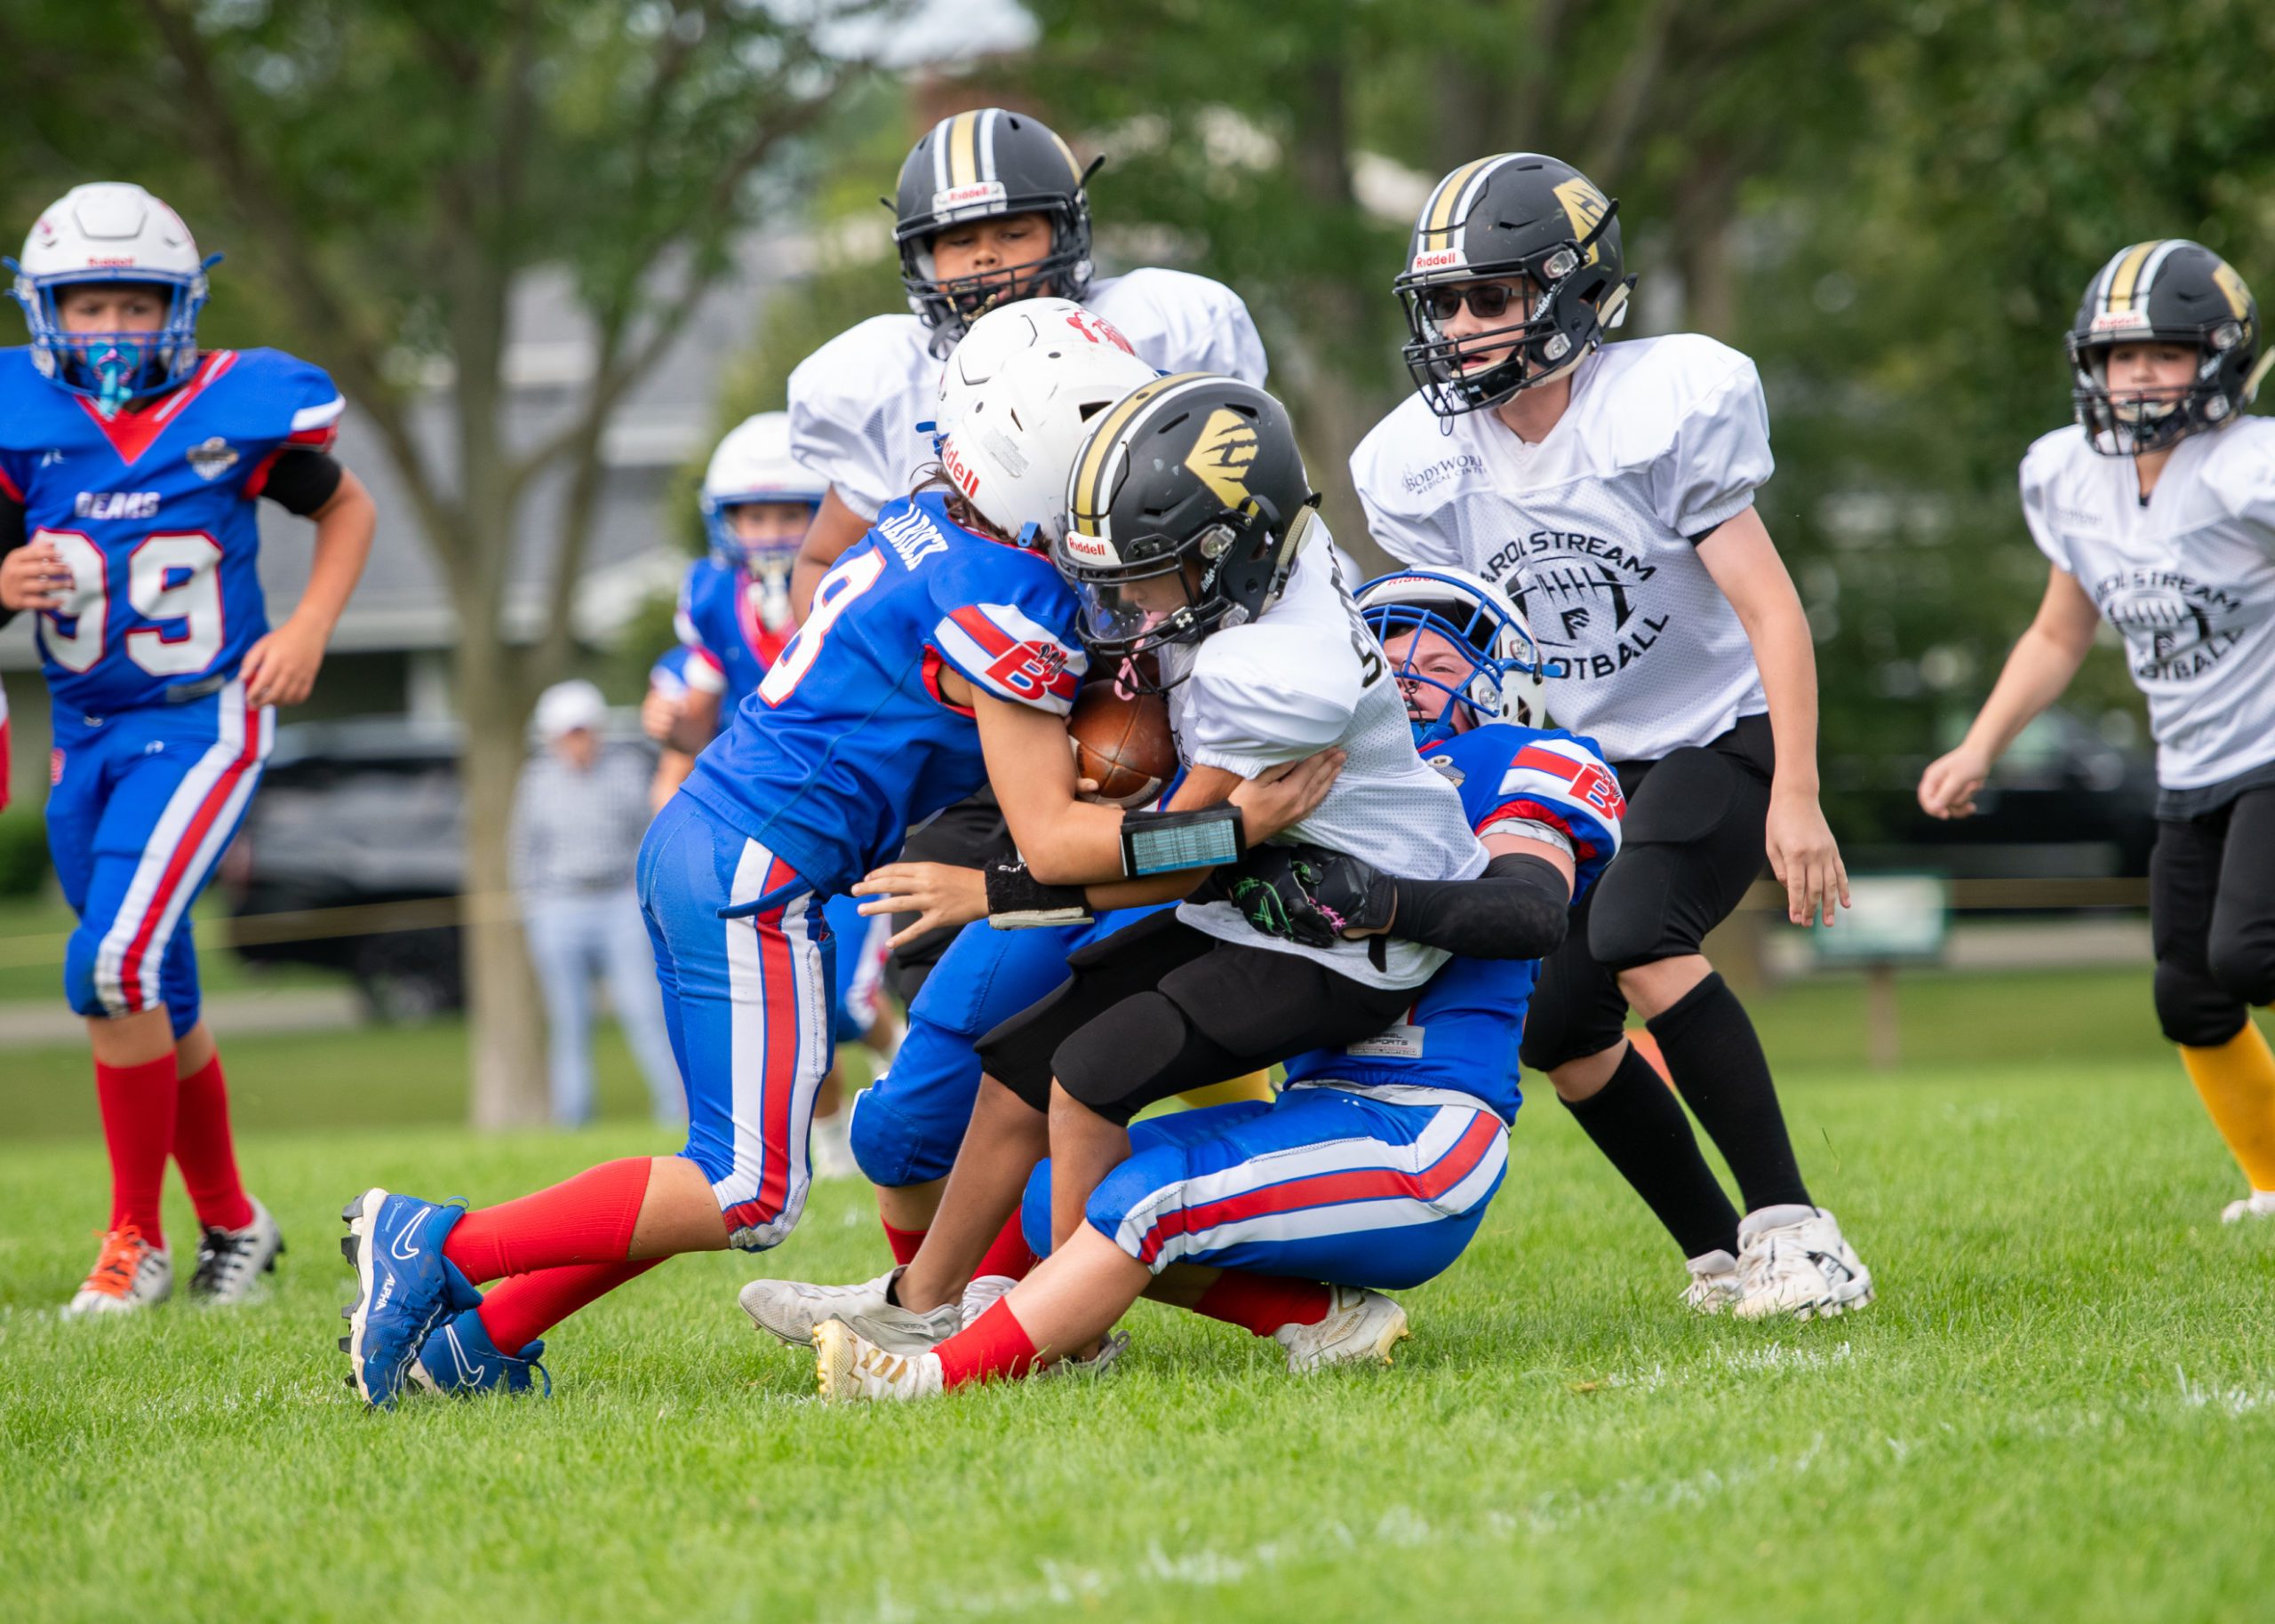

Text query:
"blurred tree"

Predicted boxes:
[[0, 0, 890, 1126]]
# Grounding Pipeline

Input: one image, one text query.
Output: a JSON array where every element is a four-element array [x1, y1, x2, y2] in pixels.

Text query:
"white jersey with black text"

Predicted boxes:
[[1161, 536, 1487, 991], [2021, 416, 2275, 790], [1351, 334, 1774, 763], [788, 268, 1269, 521]]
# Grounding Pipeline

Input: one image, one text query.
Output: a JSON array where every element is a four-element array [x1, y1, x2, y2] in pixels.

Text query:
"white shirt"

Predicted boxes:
[[1350, 334, 1775, 762], [2020, 416, 2275, 789], [1163, 536, 1487, 991], [788, 267, 1270, 521]]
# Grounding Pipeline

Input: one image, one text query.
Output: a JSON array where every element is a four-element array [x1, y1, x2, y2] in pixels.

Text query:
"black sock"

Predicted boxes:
[[1646, 972, 1811, 1214], [1561, 1044, 1740, 1259]]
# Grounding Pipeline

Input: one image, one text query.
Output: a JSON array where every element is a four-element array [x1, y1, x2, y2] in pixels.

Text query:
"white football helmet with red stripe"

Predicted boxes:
[[933, 298, 1157, 548], [9, 182, 219, 416]]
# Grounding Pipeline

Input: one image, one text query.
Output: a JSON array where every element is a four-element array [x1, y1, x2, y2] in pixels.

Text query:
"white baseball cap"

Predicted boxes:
[[534, 680, 608, 741]]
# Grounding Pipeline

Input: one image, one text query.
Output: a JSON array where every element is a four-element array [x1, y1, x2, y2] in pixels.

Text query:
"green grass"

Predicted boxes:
[[3, 972, 2272, 1623]]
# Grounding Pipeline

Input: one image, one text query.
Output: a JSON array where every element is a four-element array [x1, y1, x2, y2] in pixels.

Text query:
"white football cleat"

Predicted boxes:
[[808, 1107, 859, 1182], [1034, 1329, 1131, 1381], [66, 1226, 172, 1317], [957, 1272, 1018, 1328], [1272, 1286, 1410, 1373], [738, 1265, 961, 1353], [189, 1198, 284, 1306], [1680, 1248, 1743, 1316], [1734, 1205, 1874, 1321], [2222, 1189, 2275, 1224], [814, 1318, 944, 1404]]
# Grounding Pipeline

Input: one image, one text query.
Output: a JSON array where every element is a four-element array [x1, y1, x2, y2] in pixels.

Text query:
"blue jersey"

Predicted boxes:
[[649, 643, 696, 701], [1281, 723, 1624, 1121], [679, 491, 1087, 896], [0, 346, 344, 715], [675, 555, 793, 712]]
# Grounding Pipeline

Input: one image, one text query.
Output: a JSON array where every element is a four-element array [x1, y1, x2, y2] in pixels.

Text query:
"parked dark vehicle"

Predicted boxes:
[[218, 713, 653, 1022], [1840, 706, 2159, 882]]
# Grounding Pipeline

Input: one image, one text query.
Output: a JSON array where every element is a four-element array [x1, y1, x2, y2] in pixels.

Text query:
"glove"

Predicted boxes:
[[1225, 844, 1393, 949]]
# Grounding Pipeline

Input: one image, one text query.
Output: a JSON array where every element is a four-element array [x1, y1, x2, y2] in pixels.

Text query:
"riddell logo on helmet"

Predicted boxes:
[[1061, 533, 1111, 561], [2091, 309, 2151, 333], [940, 439, 982, 498], [934, 180, 1008, 213], [1410, 249, 1465, 273]]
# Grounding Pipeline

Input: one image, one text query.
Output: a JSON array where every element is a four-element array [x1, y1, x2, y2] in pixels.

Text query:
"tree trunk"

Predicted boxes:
[[457, 623, 549, 1130]]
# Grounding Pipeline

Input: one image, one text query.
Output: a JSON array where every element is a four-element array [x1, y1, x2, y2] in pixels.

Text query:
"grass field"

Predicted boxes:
[[4, 969, 2273, 1623]]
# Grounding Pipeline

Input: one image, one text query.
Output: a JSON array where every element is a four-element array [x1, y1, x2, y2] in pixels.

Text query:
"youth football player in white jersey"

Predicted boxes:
[[1921, 241, 2275, 1224], [0, 183, 375, 1313], [786, 107, 1268, 618], [740, 375, 1494, 1362], [1350, 154, 1871, 1321]]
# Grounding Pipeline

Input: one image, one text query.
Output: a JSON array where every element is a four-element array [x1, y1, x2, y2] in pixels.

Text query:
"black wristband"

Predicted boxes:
[[984, 858, 1092, 930], [1119, 804, 1245, 877]]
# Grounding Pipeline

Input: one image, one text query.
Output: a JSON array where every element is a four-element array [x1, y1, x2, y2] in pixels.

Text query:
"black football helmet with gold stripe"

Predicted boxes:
[[1054, 373, 1318, 680], [894, 108, 1096, 349], [2067, 240, 2267, 457], [1393, 153, 1634, 418]]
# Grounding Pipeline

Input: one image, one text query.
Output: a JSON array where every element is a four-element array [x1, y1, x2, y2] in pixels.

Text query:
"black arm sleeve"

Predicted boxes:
[[1386, 852, 1572, 960], [0, 490, 26, 631], [257, 448, 346, 517]]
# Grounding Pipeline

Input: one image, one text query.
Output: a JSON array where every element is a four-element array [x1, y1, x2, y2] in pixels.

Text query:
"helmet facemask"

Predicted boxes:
[[1056, 498, 1313, 690], [1398, 204, 1631, 418], [2068, 331, 2238, 457], [900, 202, 1094, 349], [12, 273, 210, 418]]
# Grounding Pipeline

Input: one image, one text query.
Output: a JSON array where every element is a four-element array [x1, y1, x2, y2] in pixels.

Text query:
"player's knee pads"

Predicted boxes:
[[63, 924, 118, 1019], [1587, 843, 1704, 974], [2152, 957, 2247, 1047], [1051, 991, 1201, 1127], [2206, 925, 2275, 1011], [847, 1083, 959, 1189]]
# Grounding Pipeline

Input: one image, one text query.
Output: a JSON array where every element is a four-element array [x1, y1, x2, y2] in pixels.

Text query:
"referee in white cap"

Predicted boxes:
[[511, 681, 682, 1127]]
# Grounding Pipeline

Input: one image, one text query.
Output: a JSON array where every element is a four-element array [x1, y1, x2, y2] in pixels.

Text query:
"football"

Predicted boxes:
[[1067, 680, 1178, 808]]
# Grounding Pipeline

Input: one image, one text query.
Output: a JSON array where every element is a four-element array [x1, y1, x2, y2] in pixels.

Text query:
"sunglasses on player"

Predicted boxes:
[[1422, 283, 1530, 324]]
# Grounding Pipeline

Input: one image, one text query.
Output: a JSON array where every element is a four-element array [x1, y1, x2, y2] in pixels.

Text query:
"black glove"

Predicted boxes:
[[1225, 844, 1393, 949]]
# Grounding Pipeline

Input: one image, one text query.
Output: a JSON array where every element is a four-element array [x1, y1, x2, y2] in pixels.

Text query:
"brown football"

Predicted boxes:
[[1067, 681, 1178, 808]]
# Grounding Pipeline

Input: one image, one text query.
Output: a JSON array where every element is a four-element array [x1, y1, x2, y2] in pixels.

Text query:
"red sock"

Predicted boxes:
[[936, 1296, 1039, 1389], [1192, 1272, 1333, 1337], [974, 1208, 1038, 1282], [442, 1158, 651, 1285], [882, 1218, 928, 1267], [96, 1054, 180, 1246], [172, 1053, 253, 1230], [477, 1258, 661, 1350]]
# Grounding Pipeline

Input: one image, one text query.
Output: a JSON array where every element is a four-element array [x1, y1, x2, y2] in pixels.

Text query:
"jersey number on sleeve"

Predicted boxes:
[[758, 547, 886, 706], [34, 529, 226, 678]]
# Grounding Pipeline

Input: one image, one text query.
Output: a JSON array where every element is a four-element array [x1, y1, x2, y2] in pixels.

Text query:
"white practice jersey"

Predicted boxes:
[[789, 267, 1269, 521], [2021, 416, 2275, 790], [1351, 334, 1774, 763], [1162, 535, 1487, 991]]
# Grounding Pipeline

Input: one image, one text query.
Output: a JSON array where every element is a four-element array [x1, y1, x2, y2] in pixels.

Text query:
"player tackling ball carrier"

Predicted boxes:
[[742, 374, 1535, 1380], [808, 567, 1625, 1399], [1352, 152, 1870, 1320], [329, 305, 1329, 1405]]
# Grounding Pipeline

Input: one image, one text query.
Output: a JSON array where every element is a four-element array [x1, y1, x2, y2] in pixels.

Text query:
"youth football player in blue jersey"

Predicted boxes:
[[643, 410, 900, 1177], [332, 306, 1335, 1405], [0, 183, 376, 1315], [810, 569, 1627, 1399]]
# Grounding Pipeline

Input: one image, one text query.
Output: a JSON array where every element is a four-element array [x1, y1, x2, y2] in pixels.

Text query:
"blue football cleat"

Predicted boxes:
[[408, 1309, 551, 1398], [338, 1188, 482, 1408]]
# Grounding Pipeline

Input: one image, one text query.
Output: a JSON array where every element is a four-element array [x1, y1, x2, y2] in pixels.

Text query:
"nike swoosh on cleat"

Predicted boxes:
[[445, 1328, 489, 1387], [387, 1208, 432, 1262]]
